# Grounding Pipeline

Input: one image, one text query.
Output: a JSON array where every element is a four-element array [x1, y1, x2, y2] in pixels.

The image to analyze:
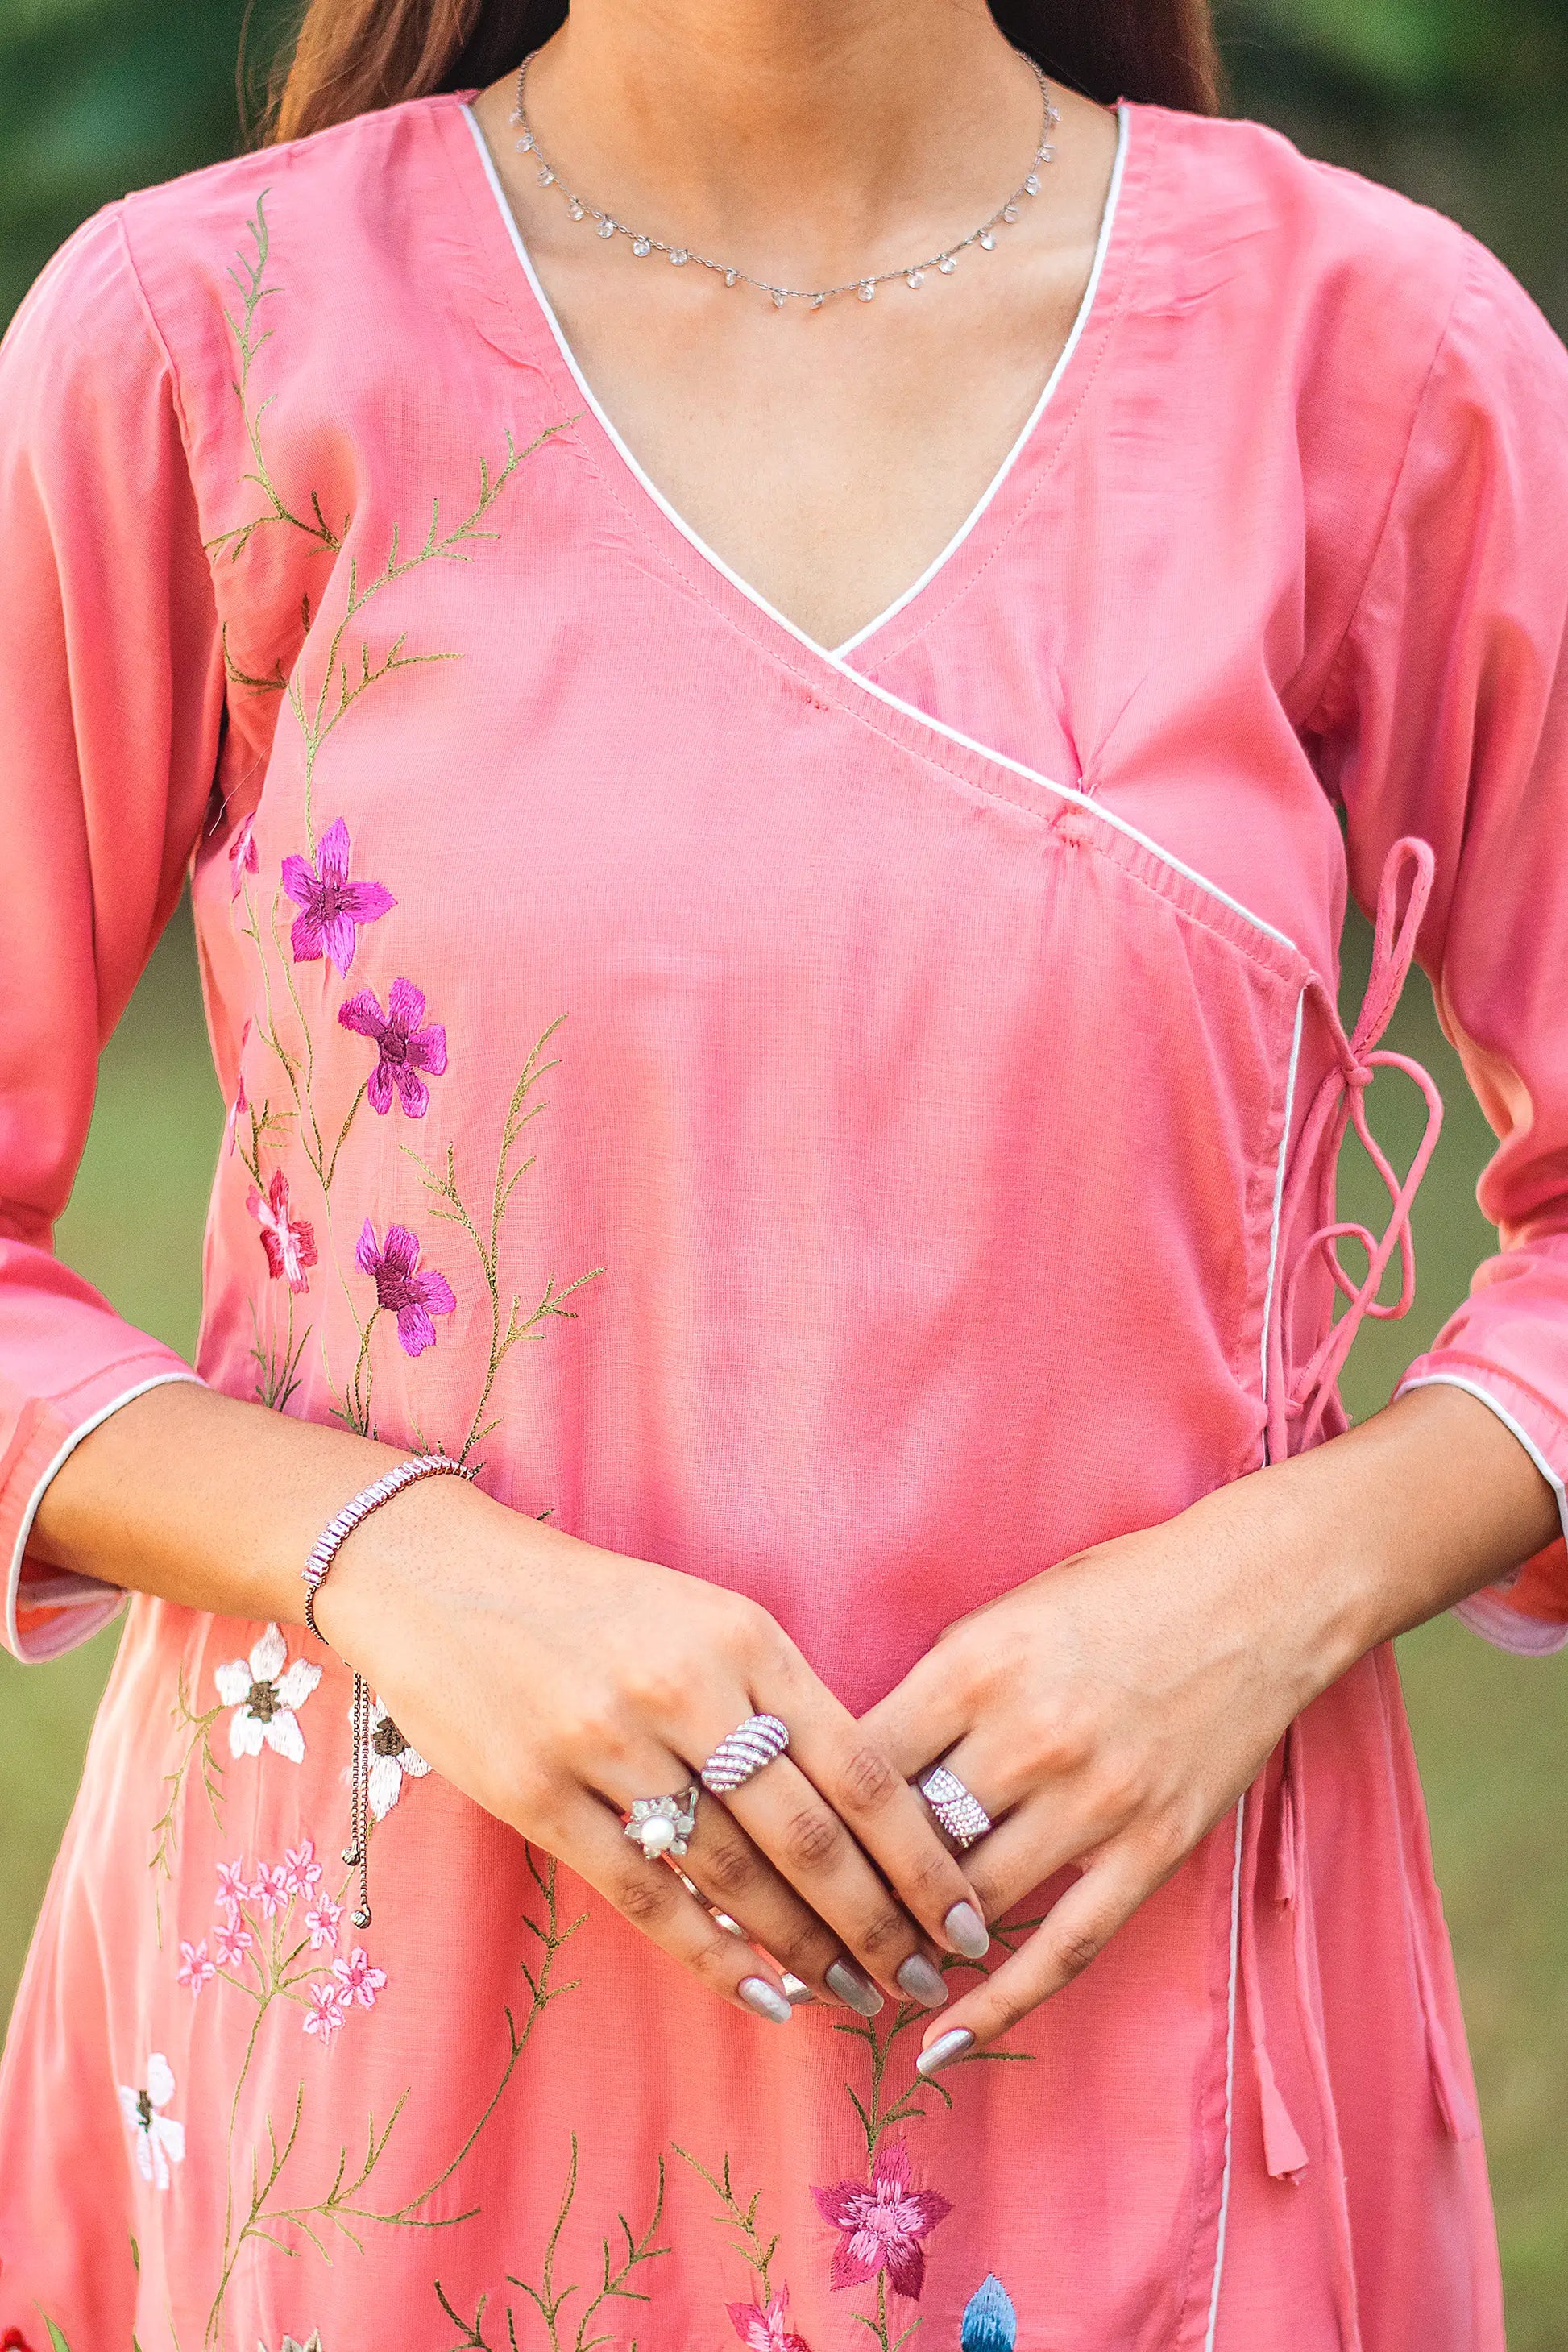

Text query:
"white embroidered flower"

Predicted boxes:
[[256, 2335, 324, 2352], [215, 1624, 321, 1762], [117, 2052, 185, 2189], [356, 1695, 432, 1820]]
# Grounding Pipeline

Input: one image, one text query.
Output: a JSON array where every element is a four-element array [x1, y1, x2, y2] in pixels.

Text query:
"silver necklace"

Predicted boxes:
[[509, 55, 1059, 309]]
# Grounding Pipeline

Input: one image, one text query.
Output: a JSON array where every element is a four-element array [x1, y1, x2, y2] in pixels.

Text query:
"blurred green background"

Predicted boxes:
[[1, 2, 1565, 2342]]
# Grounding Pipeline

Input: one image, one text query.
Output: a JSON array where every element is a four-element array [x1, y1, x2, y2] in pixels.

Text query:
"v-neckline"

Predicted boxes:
[[457, 96, 1133, 668]]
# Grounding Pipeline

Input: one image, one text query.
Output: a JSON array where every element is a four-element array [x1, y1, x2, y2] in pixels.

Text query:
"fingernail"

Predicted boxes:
[[825, 1959, 885, 2016], [897, 1953, 950, 2008], [782, 1972, 815, 2006], [944, 1901, 990, 1960], [738, 1977, 793, 2024], [915, 2026, 974, 2078]]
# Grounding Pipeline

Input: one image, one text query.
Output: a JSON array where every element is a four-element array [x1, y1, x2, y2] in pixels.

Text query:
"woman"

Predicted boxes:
[[1, 0, 1565, 2343]]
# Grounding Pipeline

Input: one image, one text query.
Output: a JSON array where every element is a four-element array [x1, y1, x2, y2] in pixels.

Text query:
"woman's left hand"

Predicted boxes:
[[856, 1386, 1562, 2072]]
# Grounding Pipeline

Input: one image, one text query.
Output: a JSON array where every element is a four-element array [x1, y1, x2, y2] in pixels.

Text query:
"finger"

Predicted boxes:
[[913, 1844, 1159, 2070], [753, 1657, 990, 1962], [591, 1738, 875, 2009], [541, 1782, 799, 2025], [857, 1648, 975, 1782], [718, 1748, 975, 2004]]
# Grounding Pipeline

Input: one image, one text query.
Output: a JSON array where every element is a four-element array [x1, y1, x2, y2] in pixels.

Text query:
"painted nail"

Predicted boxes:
[[825, 1958, 886, 2016], [897, 1953, 950, 2008], [944, 1901, 991, 1960], [915, 2026, 975, 2078], [738, 1977, 793, 2024], [782, 1972, 816, 2006]]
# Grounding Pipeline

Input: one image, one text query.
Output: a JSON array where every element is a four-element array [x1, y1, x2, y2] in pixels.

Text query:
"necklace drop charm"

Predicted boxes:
[[596, 218, 616, 239], [771, 288, 787, 308], [724, 270, 739, 288], [670, 248, 689, 266], [979, 230, 997, 251], [1023, 172, 1041, 197], [906, 270, 925, 289], [938, 255, 957, 275], [537, 165, 554, 186], [567, 200, 584, 219], [857, 280, 877, 302], [633, 237, 651, 256], [1002, 205, 1020, 223]]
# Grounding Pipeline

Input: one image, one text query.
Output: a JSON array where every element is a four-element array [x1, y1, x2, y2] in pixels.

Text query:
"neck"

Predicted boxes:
[[520, 1, 1046, 277]]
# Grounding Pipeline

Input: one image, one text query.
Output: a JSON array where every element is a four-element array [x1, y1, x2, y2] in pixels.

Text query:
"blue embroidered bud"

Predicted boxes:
[[960, 2273, 1017, 2352]]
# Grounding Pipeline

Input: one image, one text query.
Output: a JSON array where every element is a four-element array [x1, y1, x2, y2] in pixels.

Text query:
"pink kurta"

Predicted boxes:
[[2, 89, 1567, 2352]]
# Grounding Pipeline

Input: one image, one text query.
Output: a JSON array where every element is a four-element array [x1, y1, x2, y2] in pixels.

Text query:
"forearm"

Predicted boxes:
[[25, 1379, 506, 1628], [1211, 1380, 1562, 1698]]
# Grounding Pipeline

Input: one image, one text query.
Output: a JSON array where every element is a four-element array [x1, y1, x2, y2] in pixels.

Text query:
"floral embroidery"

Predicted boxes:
[[260, 2337, 324, 2352], [302, 1981, 349, 2049], [216, 1856, 256, 1909], [359, 1695, 432, 1819], [117, 2052, 185, 2190], [355, 1220, 456, 1358], [728, 2288, 811, 2352], [281, 816, 395, 974], [338, 977, 447, 1117], [214, 1623, 322, 1763], [1, 2329, 39, 2350], [214, 1913, 255, 1968], [282, 1839, 325, 1899], [229, 809, 259, 898], [330, 1945, 388, 2011], [811, 2141, 952, 2300], [253, 1860, 292, 1918], [177, 1937, 216, 1997], [305, 1894, 344, 1952], [960, 2275, 1017, 2352], [248, 1167, 318, 1294]]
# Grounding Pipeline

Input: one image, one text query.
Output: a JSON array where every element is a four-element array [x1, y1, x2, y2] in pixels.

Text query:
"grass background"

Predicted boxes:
[[1, 0, 1566, 2340]]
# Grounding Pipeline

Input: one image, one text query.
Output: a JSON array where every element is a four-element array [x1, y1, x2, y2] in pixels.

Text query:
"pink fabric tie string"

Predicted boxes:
[[1266, 836, 1446, 1465]]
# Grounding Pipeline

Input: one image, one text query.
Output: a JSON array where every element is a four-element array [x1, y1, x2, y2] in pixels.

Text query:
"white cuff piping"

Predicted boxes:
[[5, 1369, 203, 1662], [1395, 1370, 1568, 1657]]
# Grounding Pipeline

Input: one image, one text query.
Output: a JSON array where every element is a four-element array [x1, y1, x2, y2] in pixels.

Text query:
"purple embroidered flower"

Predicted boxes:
[[728, 2288, 811, 2352], [355, 1220, 456, 1358], [280, 817, 395, 974], [229, 810, 259, 900], [338, 977, 448, 1118], [811, 2141, 952, 2301]]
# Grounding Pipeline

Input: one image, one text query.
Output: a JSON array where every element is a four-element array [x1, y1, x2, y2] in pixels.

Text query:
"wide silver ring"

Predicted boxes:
[[700, 1712, 790, 1794], [624, 1784, 700, 1860], [919, 1762, 993, 1850]]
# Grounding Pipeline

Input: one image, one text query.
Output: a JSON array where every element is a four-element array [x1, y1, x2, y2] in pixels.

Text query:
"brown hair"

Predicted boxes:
[[265, 0, 1222, 147]]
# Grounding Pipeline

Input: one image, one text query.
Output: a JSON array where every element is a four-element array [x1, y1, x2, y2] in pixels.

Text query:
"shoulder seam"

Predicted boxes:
[[112, 202, 203, 483]]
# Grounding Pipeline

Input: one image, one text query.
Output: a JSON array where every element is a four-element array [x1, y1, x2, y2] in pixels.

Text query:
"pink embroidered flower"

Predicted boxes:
[[811, 2140, 952, 2300], [229, 809, 259, 899], [215, 1856, 255, 1912], [247, 1167, 317, 1294], [281, 816, 395, 973], [338, 977, 448, 1118], [331, 1946, 388, 2011], [214, 1914, 255, 1968], [226, 1064, 247, 1157], [728, 2287, 811, 2352], [252, 1861, 290, 1919], [176, 1938, 215, 1997], [355, 1221, 456, 1357], [305, 1895, 343, 1952], [301, 1981, 349, 2047], [282, 1839, 324, 1899]]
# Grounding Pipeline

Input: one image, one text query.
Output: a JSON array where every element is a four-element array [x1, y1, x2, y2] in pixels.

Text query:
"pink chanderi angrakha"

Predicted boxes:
[[2, 89, 1566, 2352]]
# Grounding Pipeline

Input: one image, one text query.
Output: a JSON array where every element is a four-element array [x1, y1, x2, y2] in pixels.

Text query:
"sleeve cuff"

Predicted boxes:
[[3, 1362, 204, 1661], [1393, 1365, 1568, 1657]]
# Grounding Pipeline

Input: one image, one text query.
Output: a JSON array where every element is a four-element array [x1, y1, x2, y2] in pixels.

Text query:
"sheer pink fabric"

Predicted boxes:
[[2, 91, 1566, 2350]]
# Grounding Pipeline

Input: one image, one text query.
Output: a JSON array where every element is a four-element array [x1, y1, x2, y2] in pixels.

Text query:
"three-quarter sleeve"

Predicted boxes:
[[1310, 228, 1568, 1652], [0, 206, 224, 1660]]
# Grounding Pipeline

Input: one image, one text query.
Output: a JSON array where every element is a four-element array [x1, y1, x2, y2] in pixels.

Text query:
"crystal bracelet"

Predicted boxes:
[[302, 1453, 473, 1926]]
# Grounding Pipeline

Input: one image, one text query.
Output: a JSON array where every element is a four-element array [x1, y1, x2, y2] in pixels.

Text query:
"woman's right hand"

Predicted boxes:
[[312, 1471, 993, 2022]]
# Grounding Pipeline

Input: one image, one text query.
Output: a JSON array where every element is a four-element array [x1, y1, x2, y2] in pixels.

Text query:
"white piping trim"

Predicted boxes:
[[1259, 990, 1307, 1427], [1393, 1371, 1568, 1548], [5, 1369, 201, 1661], [832, 105, 1130, 658], [463, 101, 1130, 666], [1203, 1794, 1247, 2351], [463, 101, 1300, 963]]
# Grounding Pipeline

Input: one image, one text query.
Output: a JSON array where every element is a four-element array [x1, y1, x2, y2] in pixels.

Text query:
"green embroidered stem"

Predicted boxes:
[[672, 2145, 778, 2300], [147, 1666, 225, 1945], [404, 1020, 604, 1468], [508, 2140, 669, 2352], [248, 1289, 312, 1414]]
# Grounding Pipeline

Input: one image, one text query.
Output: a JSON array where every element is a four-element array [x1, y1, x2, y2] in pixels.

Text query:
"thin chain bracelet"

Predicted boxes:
[[302, 1453, 474, 1927]]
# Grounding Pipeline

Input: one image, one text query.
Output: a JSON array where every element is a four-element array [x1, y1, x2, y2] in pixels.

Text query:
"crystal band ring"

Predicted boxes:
[[701, 1712, 790, 1794], [624, 1785, 701, 1860], [919, 1762, 993, 1850]]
